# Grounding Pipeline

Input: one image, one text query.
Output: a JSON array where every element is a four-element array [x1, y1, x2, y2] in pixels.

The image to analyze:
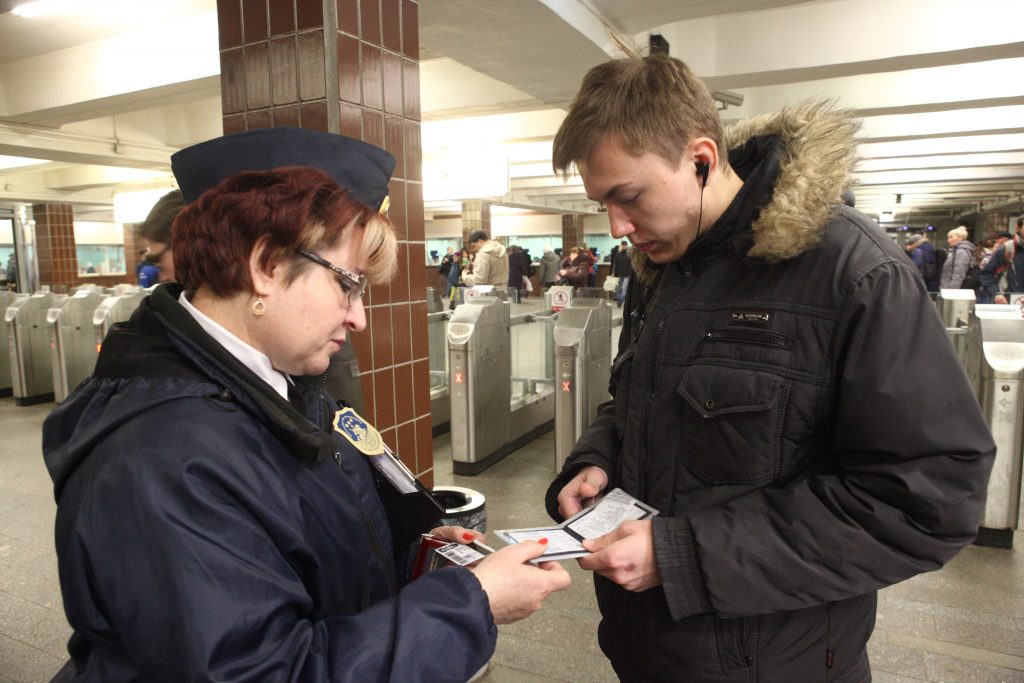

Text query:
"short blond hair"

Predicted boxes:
[[553, 55, 725, 175], [947, 226, 968, 241]]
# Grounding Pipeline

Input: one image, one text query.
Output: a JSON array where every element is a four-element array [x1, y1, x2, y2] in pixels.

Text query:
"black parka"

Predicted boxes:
[[546, 101, 995, 682], [44, 284, 496, 682]]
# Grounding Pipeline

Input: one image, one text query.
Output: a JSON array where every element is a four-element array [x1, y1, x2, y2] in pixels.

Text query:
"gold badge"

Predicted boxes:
[[333, 407, 385, 456], [379, 195, 391, 216]]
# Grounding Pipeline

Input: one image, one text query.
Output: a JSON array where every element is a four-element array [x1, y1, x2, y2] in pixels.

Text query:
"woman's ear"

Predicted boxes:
[[248, 238, 279, 296]]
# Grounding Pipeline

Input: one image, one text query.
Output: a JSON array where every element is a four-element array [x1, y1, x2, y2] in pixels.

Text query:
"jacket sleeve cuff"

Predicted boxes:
[[653, 516, 712, 621]]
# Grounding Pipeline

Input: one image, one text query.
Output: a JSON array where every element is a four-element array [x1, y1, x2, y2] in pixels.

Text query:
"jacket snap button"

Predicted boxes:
[[705, 399, 716, 411]]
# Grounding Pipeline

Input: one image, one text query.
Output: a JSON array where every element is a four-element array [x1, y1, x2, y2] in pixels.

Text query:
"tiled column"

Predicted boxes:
[[123, 224, 142, 285], [32, 203, 77, 290], [461, 200, 491, 244], [562, 213, 585, 253], [215, 0, 433, 484]]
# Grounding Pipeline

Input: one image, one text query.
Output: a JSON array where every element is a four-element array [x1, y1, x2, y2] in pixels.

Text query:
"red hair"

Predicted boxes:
[[172, 166, 382, 296]]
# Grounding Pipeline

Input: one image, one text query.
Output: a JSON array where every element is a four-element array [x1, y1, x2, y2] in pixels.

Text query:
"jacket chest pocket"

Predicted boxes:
[[678, 365, 788, 485]]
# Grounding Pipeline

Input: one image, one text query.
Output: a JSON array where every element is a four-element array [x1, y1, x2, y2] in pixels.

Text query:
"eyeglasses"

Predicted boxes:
[[296, 249, 368, 304]]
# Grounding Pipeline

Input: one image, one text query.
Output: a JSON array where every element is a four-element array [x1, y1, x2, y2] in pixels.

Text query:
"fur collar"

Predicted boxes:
[[632, 99, 861, 285]]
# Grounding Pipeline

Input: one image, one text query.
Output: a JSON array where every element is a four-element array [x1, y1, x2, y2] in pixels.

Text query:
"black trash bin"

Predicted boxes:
[[431, 485, 486, 533]]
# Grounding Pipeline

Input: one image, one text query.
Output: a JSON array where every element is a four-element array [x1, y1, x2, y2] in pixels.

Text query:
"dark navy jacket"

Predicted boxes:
[[43, 284, 496, 682]]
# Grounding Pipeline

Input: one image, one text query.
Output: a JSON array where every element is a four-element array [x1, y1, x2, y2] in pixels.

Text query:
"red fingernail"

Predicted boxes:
[[463, 532, 475, 541], [539, 538, 549, 545]]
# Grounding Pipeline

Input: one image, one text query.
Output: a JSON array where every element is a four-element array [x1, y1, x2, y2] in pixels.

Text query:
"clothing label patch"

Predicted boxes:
[[731, 311, 771, 326], [333, 407, 385, 456]]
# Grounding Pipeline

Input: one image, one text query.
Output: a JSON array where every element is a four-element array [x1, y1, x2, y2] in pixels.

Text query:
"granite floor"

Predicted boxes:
[[1, 394, 1022, 682]]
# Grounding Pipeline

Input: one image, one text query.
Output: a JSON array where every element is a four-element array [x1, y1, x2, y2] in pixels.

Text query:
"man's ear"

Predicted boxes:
[[688, 137, 720, 179]]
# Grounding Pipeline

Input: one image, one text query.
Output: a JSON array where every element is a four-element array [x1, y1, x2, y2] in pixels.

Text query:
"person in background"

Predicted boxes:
[[460, 229, 509, 287], [507, 244, 530, 299], [557, 246, 590, 287], [940, 226, 975, 289], [538, 244, 561, 288], [438, 246, 456, 297], [136, 189, 185, 284], [979, 217, 1024, 304], [610, 239, 633, 306], [905, 233, 940, 291], [43, 127, 569, 683], [546, 54, 993, 681]]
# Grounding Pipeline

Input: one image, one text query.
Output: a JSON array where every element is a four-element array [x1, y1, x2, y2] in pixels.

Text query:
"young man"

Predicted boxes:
[[545, 55, 994, 681], [460, 229, 509, 287]]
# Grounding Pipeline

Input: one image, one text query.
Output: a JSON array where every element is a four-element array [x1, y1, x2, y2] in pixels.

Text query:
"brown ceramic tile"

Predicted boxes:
[[244, 42, 271, 109], [242, 0, 268, 43], [382, 51, 403, 116], [381, 0, 401, 52], [270, 36, 297, 105], [401, 0, 418, 60], [361, 0, 381, 46], [362, 109, 383, 147], [336, 33, 361, 104], [220, 48, 246, 114], [339, 101, 362, 138], [223, 113, 246, 134], [410, 300, 428, 361], [217, 0, 243, 49], [394, 363, 414, 425], [370, 305, 394, 368], [408, 243, 426, 298], [246, 109, 272, 129], [414, 416, 433, 475], [361, 45, 383, 110], [299, 100, 329, 131], [386, 178, 406, 239], [403, 120, 421, 181], [296, 0, 324, 30], [402, 59, 419, 121], [352, 329, 373, 379], [337, 0, 359, 36], [272, 105, 299, 127], [390, 242, 410, 303], [373, 368, 396, 428], [406, 181, 424, 242], [397, 420, 416, 471], [384, 115, 404, 178], [360, 369, 375, 423], [269, 0, 295, 36], [297, 30, 326, 101], [380, 426, 397, 452], [412, 358, 430, 418], [391, 302, 412, 365]]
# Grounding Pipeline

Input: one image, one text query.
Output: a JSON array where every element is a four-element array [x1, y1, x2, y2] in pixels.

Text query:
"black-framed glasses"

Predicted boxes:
[[296, 249, 368, 304]]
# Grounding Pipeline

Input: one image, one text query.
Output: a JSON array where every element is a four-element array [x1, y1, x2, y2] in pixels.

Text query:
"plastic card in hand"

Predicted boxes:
[[494, 488, 658, 561]]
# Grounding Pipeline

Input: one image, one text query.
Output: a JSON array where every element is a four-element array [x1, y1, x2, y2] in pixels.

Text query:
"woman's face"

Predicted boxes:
[[256, 226, 368, 377]]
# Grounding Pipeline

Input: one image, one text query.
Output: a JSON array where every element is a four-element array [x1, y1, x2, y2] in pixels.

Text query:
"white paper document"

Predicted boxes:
[[494, 488, 658, 561]]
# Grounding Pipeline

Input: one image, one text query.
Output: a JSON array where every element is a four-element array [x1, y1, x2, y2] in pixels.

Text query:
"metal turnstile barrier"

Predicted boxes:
[[0, 290, 26, 397], [93, 289, 147, 353], [553, 297, 613, 472], [427, 287, 452, 433], [6, 291, 64, 405], [964, 305, 1024, 548], [448, 294, 555, 475], [48, 289, 105, 402], [938, 288, 977, 367]]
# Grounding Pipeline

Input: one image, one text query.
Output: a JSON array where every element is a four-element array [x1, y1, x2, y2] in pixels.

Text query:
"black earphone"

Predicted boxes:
[[695, 160, 709, 187]]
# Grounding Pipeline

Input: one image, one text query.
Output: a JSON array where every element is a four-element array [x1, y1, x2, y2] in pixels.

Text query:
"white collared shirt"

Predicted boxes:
[[178, 291, 291, 401]]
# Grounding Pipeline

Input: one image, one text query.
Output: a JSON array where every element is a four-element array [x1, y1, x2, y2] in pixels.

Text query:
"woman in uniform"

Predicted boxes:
[[43, 128, 569, 682]]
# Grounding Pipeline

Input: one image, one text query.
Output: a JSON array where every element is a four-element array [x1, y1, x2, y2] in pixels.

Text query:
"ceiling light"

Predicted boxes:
[[113, 188, 175, 224], [11, 0, 73, 18], [0, 155, 47, 171]]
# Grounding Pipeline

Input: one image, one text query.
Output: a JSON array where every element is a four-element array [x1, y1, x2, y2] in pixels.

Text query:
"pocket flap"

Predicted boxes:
[[678, 366, 781, 418]]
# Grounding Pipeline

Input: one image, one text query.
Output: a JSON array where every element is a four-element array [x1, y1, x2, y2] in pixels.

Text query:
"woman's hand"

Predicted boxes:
[[430, 526, 484, 545], [470, 541, 571, 624]]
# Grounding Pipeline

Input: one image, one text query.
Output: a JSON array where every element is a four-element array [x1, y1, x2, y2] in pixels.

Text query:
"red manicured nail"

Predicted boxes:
[[463, 532, 475, 541], [539, 538, 549, 545]]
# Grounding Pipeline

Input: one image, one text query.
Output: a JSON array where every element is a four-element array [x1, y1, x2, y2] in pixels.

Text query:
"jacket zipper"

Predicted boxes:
[[703, 328, 793, 350]]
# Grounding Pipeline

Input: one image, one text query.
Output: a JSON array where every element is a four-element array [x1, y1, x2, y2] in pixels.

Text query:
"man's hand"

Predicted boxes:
[[995, 294, 1009, 304], [579, 520, 661, 592], [556, 465, 609, 519]]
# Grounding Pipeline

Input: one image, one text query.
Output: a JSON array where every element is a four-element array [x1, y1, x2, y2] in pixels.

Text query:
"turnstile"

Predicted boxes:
[[0, 290, 26, 397], [93, 289, 147, 352], [6, 291, 63, 405], [938, 288, 976, 366], [448, 295, 554, 474], [427, 287, 451, 433], [48, 289, 105, 402], [964, 305, 1024, 548], [553, 297, 613, 471]]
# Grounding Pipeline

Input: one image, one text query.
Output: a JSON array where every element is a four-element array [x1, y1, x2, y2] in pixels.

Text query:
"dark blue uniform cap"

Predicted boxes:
[[171, 127, 396, 212]]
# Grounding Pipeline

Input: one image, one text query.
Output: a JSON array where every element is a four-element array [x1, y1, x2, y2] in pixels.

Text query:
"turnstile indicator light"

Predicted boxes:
[[454, 371, 463, 384], [96, 342, 102, 353], [562, 380, 571, 392]]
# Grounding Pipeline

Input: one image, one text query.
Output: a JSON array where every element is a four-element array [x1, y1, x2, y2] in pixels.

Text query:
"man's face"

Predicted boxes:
[[582, 134, 702, 264], [145, 241, 175, 282]]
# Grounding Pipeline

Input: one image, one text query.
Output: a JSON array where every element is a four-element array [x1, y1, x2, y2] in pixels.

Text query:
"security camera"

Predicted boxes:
[[711, 90, 744, 109]]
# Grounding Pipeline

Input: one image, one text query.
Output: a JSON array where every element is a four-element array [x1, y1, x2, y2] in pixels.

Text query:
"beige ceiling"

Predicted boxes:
[[0, 0, 1022, 229]]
